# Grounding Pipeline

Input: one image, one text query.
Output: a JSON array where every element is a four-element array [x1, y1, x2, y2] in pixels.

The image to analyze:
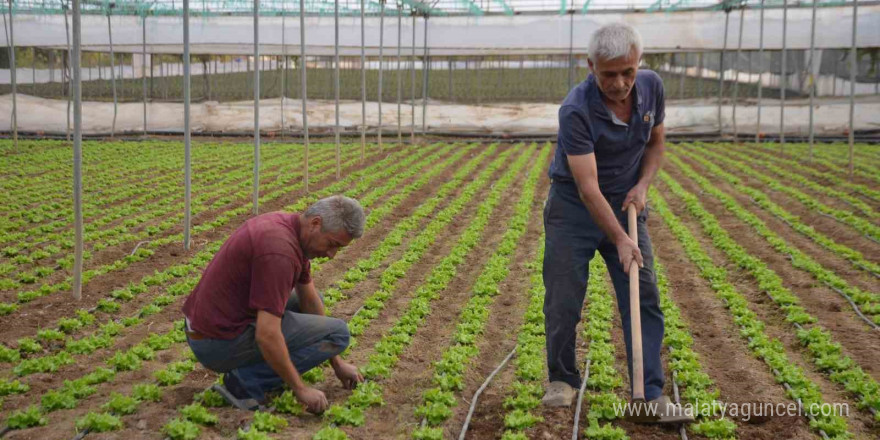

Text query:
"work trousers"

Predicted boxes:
[[543, 180, 665, 400]]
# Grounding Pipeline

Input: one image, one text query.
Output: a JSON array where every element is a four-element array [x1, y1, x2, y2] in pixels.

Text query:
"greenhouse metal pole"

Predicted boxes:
[[567, 11, 573, 91], [334, 0, 340, 162], [300, 0, 310, 191], [848, 0, 857, 177], [64, 2, 71, 141], [142, 14, 147, 136], [410, 13, 415, 143], [253, 0, 260, 215], [718, 7, 729, 138], [808, 0, 817, 159], [678, 53, 685, 100], [732, 6, 744, 142], [183, 0, 192, 250], [396, 4, 402, 144], [378, 0, 385, 150], [72, 0, 82, 300], [6, 0, 16, 148], [421, 14, 428, 135], [780, 0, 787, 150], [107, 11, 117, 138], [756, 0, 764, 143], [281, 3, 286, 140], [360, 0, 366, 163]]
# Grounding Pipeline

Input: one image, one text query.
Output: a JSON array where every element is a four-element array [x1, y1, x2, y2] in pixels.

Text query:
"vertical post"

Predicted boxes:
[[697, 52, 704, 99], [107, 12, 117, 138], [64, 2, 71, 141], [848, 0, 858, 177], [300, 0, 310, 191], [756, 0, 764, 143], [281, 4, 286, 139], [448, 58, 453, 100], [678, 53, 685, 100], [142, 14, 147, 136], [31, 47, 35, 96], [183, 0, 192, 250], [718, 8, 729, 138], [334, 0, 340, 165], [421, 14, 428, 134], [7, 0, 16, 148], [808, 0, 817, 158], [567, 11, 573, 91], [397, 3, 402, 144], [780, 0, 787, 150], [360, 0, 366, 162], [253, 0, 260, 215], [732, 6, 744, 142], [378, 0, 385, 149], [410, 13, 415, 143], [72, 0, 82, 300]]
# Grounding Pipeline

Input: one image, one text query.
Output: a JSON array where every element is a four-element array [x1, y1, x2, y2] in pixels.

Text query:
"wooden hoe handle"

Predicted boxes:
[[627, 204, 645, 402]]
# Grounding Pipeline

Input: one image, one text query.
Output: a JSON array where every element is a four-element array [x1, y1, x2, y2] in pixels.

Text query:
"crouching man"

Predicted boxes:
[[542, 22, 692, 423], [182, 195, 365, 414]]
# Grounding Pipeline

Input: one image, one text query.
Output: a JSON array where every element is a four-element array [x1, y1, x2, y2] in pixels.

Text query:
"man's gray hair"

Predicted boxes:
[[588, 22, 643, 62], [304, 195, 365, 238]]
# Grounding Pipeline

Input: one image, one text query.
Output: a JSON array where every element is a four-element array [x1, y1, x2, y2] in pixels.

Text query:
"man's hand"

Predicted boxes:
[[622, 183, 647, 213], [616, 235, 643, 275], [294, 384, 329, 414], [332, 359, 364, 390]]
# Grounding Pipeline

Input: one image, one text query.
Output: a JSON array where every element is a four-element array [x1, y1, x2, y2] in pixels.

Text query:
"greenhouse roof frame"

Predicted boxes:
[[7, 0, 876, 17]]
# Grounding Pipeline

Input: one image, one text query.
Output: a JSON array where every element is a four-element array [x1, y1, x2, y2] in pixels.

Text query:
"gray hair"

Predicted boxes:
[[588, 22, 643, 62], [304, 195, 365, 239]]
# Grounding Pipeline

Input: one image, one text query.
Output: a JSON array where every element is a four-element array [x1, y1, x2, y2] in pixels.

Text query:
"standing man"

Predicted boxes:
[[541, 22, 691, 423], [183, 195, 366, 414]]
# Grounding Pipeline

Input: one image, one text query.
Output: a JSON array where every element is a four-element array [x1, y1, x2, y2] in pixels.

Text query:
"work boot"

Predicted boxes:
[[629, 395, 695, 424], [212, 371, 261, 411], [542, 381, 577, 407]]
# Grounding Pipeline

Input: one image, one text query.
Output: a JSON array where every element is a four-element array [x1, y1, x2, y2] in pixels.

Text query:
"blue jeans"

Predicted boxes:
[[186, 293, 349, 402], [542, 181, 665, 401]]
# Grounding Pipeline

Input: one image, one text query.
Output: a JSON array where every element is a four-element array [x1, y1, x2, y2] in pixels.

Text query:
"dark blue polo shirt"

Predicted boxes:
[[548, 70, 665, 196]]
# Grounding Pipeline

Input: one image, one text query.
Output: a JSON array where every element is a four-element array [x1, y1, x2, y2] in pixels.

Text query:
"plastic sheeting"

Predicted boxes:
[[6, 6, 880, 56], [3, 93, 878, 136]]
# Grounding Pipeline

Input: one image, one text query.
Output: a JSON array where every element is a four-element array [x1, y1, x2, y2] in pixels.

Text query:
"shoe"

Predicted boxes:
[[212, 372, 261, 411], [629, 395, 695, 424], [542, 381, 577, 407]]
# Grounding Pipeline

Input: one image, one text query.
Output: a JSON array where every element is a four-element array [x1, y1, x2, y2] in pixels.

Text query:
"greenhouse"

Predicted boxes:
[[1, 1, 878, 439]]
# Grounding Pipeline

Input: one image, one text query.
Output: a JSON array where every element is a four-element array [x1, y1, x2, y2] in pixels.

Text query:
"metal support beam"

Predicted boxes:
[[378, 0, 386, 150], [808, 0, 817, 158], [718, 8, 729, 138], [780, 0, 787, 150], [848, 0, 858, 177], [253, 0, 260, 215], [334, 0, 340, 162], [360, 0, 366, 163], [732, 5, 743, 142], [142, 14, 147, 136], [396, 4, 402, 144], [300, 0, 310, 191], [6, 0, 15, 148], [107, 11, 117, 138], [72, 0, 82, 300], [64, 2, 71, 141], [421, 14, 428, 135], [281, 4, 286, 140], [410, 13, 415, 143], [183, 0, 192, 250], [756, 0, 764, 143]]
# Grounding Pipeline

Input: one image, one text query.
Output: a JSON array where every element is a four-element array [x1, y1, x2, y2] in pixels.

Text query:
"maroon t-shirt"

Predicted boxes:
[[182, 212, 311, 339]]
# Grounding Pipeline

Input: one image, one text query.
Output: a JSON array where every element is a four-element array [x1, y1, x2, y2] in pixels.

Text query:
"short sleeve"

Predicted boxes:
[[654, 75, 665, 126], [558, 105, 594, 156], [297, 259, 312, 285], [249, 254, 297, 317]]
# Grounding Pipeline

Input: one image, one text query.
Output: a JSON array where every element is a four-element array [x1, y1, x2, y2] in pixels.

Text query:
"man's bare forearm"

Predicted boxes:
[[256, 328, 306, 391]]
